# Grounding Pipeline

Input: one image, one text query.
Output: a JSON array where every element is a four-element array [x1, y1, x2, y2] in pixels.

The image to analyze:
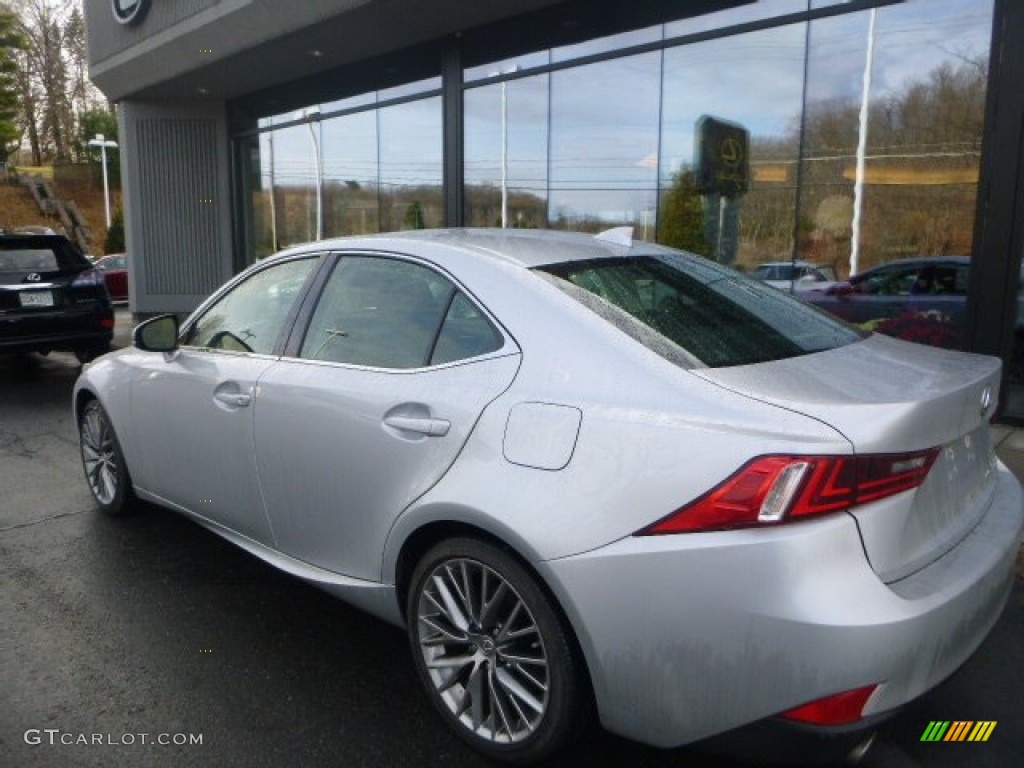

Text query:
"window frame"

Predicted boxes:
[[179, 252, 328, 359], [281, 249, 516, 371]]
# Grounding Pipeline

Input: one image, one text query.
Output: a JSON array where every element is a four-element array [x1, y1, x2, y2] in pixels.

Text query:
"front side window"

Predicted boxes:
[[855, 265, 926, 296], [183, 257, 318, 354], [300, 256, 502, 368], [541, 252, 862, 368]]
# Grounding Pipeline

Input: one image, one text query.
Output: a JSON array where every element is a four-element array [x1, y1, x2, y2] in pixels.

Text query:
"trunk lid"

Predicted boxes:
[[693, 333, 1001, 582]]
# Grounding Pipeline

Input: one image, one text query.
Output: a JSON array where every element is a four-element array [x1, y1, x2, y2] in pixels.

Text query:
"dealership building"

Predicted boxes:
[[85, 0, 1024, 418]]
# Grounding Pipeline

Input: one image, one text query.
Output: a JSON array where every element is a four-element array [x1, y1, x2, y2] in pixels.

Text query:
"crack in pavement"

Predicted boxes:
[[0, 508, 88, 533], [0, 430, 37, 459]]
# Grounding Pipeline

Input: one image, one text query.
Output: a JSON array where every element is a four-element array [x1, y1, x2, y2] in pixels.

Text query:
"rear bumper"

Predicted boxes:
[[538, 462, 1024, 749], [0, 305, 113, 353]]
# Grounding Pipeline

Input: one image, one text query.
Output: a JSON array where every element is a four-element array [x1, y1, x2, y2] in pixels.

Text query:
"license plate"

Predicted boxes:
[[19, 291, 54, 308]]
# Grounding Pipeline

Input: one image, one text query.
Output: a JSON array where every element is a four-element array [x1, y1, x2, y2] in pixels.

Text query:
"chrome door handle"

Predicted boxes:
[[382, 415, 450, 437], [214, 392, 251, 407]]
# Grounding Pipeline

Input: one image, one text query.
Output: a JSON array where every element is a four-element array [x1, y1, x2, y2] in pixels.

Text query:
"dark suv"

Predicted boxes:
[[0, 233, 114, 363]]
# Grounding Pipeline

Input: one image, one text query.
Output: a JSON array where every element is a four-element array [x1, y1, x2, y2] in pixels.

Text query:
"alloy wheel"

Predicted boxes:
[[415, 557, 550, 744], [80, 402, 119, 506]]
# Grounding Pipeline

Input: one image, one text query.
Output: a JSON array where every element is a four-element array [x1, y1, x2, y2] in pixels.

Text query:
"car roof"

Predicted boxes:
[[755, 260, 821, 268], [272, 228, 676, 270], [0, 233, 75, 249], [861, 255, 971, 272]]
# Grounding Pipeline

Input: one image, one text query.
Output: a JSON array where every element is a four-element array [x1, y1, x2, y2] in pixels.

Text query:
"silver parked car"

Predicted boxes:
[[74, 229, 1023, 764]]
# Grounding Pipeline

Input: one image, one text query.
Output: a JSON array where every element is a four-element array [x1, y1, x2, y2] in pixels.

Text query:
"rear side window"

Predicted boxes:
[[540, 253, 862, 368], [299, 256, 503, 369]]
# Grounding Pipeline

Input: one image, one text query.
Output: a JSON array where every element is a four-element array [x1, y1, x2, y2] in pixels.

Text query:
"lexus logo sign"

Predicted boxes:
[[112, 0, 151, 26]]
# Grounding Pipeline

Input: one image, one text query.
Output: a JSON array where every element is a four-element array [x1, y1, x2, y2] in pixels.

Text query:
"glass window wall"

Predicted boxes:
[[549, 53, 661, 237], [321, 111, 379, 237], [797, 0, 992, 350], [238, 1, 996, 371], [464, 73, 549, 228], [378, 97, 443, 231]]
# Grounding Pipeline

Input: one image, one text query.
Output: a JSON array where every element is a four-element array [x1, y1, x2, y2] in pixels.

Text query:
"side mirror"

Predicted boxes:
[[133, 314, 180, 352]]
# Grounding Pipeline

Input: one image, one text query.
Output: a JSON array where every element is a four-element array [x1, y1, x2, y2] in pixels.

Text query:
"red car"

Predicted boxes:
[[94, 253, 128, 302]]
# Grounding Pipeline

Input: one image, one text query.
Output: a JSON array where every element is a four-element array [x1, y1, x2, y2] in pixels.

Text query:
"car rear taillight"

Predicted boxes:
[[72, 269, 104, 288], [637, 448, 939, 534], [779, 684, 880, 725]]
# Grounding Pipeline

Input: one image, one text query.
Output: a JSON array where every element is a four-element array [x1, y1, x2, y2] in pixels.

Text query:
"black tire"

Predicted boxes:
[[407, 537, 588, 764], [78, 399, 135, 516]]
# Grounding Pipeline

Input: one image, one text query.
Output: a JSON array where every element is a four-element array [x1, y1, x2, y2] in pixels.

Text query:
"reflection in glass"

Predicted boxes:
[[319, 91, 377, 116], [464, 74, 549, 228], [321, 111, 379, 236], [268, 123, 321, 249], [378, 76, 441, 102], [378, 97, 443, 231], [551, 25, 662, 63], [666, 0, 809, 38], [549, 53, 660, 237], [464, 51, 550, 83], [237, 133, 276, 261], [660, 25, 805, 262], [798, 0, 992, 350]]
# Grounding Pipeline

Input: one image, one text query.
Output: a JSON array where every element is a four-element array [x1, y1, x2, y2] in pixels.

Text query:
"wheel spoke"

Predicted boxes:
[[443, 563, 474, 625], [459, 561, 477, 625], [503, 623, 539, 641], [426, 652, 477, 670], [419, 614, 469, 644], [498, 651, 546, 666], [495, 666, 545, 714], [495, 599, 523, 644], [511, 662, 547, 693], [479, 580, 508, 630], [432, 573, 470, 632], [100, 465, 116, 503], [503, 682, 534, 733], [467, 661, 486, 731], [488, 666, 514, 738]]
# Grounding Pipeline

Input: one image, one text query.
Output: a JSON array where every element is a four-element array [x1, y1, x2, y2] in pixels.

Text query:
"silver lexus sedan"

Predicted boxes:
[[74, 229, 1023, 764]]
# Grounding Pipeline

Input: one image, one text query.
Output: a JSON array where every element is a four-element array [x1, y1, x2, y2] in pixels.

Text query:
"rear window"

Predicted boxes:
[[753, 264, 793, 280], [539, 252, 863, 368], [0, 248, 59, 272]]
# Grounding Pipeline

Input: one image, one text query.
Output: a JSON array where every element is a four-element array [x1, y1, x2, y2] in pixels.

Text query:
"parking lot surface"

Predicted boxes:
[[1, 337, 1022, 767]]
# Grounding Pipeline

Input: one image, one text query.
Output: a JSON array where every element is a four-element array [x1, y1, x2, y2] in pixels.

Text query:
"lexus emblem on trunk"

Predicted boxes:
[[112, 0, 151, 26]]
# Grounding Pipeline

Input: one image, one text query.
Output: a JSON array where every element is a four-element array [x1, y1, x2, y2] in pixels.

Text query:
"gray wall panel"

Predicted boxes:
[[120, 100, 233, 315], [87, 0, 221, 64], [135, 119, 221, 295]]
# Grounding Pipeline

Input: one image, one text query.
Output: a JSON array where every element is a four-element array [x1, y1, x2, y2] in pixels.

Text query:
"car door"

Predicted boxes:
[[129, 255, 321, 544], [252, 253, 521, 580]]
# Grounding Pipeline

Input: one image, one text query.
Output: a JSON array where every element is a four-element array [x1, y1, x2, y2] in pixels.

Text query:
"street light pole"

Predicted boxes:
[[488, 66, 518, 228], [299, 107, 323, 240], [501, 78, 508, 229], [851, 8, 877, 278], [88, 133, 119, 229]]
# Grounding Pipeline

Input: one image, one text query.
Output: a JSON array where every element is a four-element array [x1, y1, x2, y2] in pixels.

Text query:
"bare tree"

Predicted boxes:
[[11, 0, 102, 164]]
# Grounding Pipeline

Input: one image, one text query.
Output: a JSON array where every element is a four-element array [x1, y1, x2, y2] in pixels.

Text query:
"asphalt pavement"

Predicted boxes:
[[1, 320, 1022, 768]]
